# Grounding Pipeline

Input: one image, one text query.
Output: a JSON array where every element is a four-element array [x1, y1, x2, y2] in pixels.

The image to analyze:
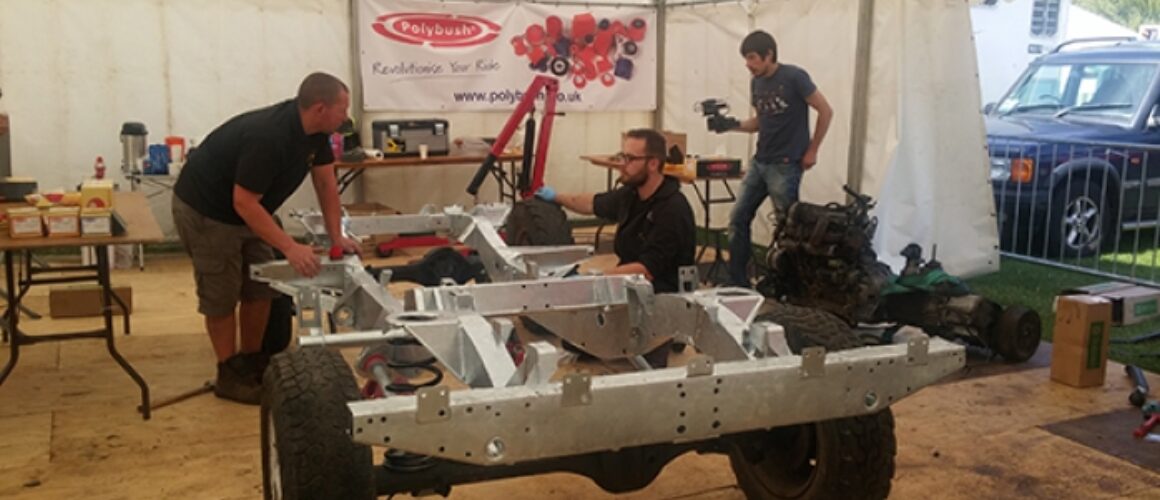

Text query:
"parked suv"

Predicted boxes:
[[986, 38, 1160, 258]]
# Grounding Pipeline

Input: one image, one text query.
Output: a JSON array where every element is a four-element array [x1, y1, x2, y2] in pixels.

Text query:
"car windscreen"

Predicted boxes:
[[995, 62, 1158, 125]]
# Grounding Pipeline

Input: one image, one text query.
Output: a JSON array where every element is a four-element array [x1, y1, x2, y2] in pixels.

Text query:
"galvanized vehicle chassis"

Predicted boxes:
[[254, 209, 965, 494]]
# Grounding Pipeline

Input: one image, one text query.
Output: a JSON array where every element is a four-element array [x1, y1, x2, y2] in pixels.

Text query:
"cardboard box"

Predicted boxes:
[[1102, 286, 1160, 325], [80, 209, 112, 237], [43, 206, 79, 237], [49, 284, 132, 318], [7, 207, 42, 238], [1051, 295, 1112, 388], [80, 179, 114, 210], [661, 130, 687, 164]]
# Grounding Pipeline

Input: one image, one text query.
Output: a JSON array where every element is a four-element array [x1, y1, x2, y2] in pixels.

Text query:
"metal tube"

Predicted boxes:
[[299, 329, 412, 349]]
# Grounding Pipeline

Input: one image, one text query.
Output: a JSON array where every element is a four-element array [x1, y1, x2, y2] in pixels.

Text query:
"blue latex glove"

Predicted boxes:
[[535, 185, 557, 202]]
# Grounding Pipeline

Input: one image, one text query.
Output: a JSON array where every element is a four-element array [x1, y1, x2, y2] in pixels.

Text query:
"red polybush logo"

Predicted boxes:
[[373, 12, 501, 48]]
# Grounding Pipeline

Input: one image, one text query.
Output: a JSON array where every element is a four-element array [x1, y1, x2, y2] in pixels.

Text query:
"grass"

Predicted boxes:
[[968, 257, 1160, 373]]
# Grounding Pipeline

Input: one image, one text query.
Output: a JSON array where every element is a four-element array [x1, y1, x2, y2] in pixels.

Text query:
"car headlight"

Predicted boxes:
[[990, 158, 1011, 181]]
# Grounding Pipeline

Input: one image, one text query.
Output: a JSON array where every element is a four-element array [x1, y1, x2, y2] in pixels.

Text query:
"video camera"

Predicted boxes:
[[696, 98, 741, 134]]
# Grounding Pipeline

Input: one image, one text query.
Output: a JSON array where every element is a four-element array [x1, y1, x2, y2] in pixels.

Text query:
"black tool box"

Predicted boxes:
[[371, 119, 450, 157]]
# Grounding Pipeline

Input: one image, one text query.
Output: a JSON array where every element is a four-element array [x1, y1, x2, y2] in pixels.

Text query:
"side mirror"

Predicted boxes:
[[983, 102, 996, 115]]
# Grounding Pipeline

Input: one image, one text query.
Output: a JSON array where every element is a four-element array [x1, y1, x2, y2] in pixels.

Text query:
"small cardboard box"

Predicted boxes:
[[43, 206, 79, 238], [1051, 295, 1112, 388], [80, 179, 114, 210], [661, 130, 687, 163], [49, 284, 132, 318], [80, 209, 112, 237], [7, 207, 43, 238], [1102, 286, 1160, 325]]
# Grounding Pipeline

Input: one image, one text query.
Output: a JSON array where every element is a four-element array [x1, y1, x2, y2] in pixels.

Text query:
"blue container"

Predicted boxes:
[[147, 144, 170, 175]]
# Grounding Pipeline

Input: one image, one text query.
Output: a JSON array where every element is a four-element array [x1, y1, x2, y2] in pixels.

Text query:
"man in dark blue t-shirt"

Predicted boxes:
[[724, 30, 833, 288]]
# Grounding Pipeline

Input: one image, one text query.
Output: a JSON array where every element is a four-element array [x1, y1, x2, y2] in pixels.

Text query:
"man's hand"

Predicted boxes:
[[284, 242, 321, 278], [802, 147, 818, 171], [335, 235, 363, 257], [535, 186, 557, 203]]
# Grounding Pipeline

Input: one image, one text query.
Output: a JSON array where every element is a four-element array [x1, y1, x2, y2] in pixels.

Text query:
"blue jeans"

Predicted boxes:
[[728, 159, 802, 287]]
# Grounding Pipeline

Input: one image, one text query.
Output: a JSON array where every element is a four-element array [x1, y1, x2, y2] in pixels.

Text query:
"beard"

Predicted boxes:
[[619, 169, 648, 188]]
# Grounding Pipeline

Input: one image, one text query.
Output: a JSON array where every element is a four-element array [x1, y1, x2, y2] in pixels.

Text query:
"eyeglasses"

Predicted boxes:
[[615, 153, 655, 165]]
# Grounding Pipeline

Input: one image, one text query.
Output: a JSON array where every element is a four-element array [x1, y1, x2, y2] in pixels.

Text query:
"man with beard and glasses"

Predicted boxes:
[[535, 128, 696, 366], [171, 72, 361, 404]]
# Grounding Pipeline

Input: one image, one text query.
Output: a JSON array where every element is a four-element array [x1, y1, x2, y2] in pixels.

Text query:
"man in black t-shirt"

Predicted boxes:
[[536, 128, 696, 367], [724, 30, 833, 288], [172, 72, 359, 404]]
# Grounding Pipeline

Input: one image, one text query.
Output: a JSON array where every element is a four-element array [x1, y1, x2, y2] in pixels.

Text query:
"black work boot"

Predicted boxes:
[[214, 355, 262, 405], [237, 352, 272, 385]]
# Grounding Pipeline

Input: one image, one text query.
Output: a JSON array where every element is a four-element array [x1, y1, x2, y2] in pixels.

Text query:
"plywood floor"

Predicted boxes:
[[1, 235, 1158, 499]]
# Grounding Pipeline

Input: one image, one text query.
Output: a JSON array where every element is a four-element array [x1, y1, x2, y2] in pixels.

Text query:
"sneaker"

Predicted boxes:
[[214, 357, 262, 405]]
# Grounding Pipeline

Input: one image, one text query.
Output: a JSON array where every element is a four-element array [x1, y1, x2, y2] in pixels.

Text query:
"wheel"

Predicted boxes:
[[261, 349, 374, 500], [755, 302, 863, 353], [991, 305, 1042, 363], [1047, 179, 1111, 258], [731, 302, 896, 500], [505, 198, 574, 246]]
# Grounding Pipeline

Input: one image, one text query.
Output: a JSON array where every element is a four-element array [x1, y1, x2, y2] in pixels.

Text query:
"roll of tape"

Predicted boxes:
[[365, 148, 384, 159]]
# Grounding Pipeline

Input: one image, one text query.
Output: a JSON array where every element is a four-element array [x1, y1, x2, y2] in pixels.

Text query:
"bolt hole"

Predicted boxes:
[[712, 421, 721, 429], [467, 407, 474, 414], [356, 428, 362, 434], [713, 388, 720, 395], [495, 412, 502, 417], [680, 392, 686, 398], [713, 407, 719, 413], [525, 402, 531, 408], [466, 452, 472, 458], [383, 436, 391, 443], [679, 411, 686, 417], [486, 406, 492, 411], [677, 383, 684, 389], [438, 410, 446, 417], [380, 417, 387, 423], [716, 378, 723, 385], [525, 427, 531, 433], [439, 446, 446, 453], [677, 425, 687, 434]]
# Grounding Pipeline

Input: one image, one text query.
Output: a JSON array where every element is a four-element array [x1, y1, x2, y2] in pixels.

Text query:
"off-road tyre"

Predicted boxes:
[[506, 198, 574, 246], [261, 348, 374, 500], [731, 302, 896, 500]]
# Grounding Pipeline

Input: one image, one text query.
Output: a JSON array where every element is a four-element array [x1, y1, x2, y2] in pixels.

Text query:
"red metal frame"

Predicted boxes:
[[466, 75, 559, 199]]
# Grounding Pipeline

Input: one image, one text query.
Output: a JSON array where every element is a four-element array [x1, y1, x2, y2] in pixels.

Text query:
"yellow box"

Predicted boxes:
[[44, 207, 79, 238], [80, 180, 114, 210], [80, 209, 112, 237], [7, 207, 43, 238]]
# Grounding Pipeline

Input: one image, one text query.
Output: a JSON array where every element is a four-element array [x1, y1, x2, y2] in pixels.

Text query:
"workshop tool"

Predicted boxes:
[[697, 98, 741, 133], [149, 381, 214, 412], [1127, 364, 1151, 407]]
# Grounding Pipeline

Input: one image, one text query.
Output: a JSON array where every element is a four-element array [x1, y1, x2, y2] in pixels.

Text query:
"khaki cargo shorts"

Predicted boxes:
[[172, 194, 280, 317]]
